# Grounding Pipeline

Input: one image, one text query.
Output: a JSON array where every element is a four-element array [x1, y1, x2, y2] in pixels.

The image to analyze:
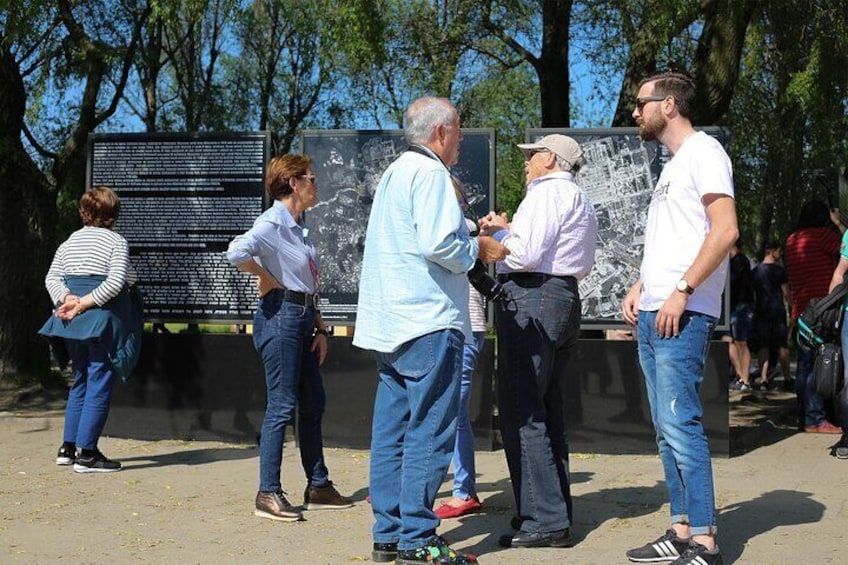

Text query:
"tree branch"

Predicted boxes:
[[22, 123, 59, 160]]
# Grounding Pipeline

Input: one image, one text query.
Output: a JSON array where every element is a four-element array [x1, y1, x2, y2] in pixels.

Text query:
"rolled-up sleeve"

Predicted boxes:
[[227, 221, 277, 266]]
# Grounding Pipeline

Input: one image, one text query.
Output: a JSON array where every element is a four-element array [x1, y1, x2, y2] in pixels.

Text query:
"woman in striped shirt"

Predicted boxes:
[[44, 186, 137, 473]]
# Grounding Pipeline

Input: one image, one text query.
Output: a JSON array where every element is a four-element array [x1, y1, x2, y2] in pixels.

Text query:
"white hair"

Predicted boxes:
[[404, 97, 457, 144], [555, 154, 584, 173]]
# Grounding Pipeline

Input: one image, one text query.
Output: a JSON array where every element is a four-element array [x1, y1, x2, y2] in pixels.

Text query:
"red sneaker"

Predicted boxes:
[[435, 496, 482, 519], [804, 421, 842, 434]]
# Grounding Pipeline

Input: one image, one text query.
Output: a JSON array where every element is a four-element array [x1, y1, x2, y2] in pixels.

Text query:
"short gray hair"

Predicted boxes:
[[404, 97, 457, 144]]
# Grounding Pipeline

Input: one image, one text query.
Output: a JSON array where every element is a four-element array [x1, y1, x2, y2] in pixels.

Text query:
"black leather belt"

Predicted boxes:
[[497, 272, 577, 285], [267, 287, 318, 307]]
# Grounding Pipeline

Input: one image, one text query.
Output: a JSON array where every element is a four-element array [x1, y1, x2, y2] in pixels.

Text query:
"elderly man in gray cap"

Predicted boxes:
[[480, 134, 598, 549]]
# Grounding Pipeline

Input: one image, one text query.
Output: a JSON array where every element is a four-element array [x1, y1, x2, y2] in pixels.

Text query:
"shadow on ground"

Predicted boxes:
[[729, 388, 799, 456], [719, 489, 826, 563]]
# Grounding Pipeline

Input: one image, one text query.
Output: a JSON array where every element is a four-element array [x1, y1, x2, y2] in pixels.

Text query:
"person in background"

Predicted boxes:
[[354, 96, 507, 565], [481, 134, 598, 549], [728, 238, 755, 390], [826, 225, 848, 459], [751, 241, 791, 390], [434, 200, 487, 519], [784, 200, 843, 434], [227, 154, 353, 523], [623, 71, 737, 565], [41, 186, 141, 473]]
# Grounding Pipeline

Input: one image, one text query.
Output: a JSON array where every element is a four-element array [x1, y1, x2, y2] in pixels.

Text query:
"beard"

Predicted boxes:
[[638, 112, 666, 142]]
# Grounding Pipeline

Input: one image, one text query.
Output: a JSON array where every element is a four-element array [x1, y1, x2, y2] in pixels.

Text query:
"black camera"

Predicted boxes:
[[468, 259, 506, 302]]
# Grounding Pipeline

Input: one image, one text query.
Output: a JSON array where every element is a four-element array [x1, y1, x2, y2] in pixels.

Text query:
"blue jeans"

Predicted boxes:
[[253, 291, 328, 493], [796, 347, 826, 427], [450, 331, 486, 498], [370, 329, 464, 550], [637, 310, 717, 535], [839, 320, 848, 431], [496, 276, 579, 533], [63, 340, 116, 450], [730, 302, 753, 342]]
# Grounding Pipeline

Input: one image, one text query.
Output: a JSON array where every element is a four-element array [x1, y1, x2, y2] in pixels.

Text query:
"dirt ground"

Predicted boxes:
[[2, 382, 847, 564]]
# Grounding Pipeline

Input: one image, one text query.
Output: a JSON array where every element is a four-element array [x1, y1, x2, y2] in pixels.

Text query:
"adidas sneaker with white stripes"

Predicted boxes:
[[669, 541, 723, 565], [626, 529, 691, 562]]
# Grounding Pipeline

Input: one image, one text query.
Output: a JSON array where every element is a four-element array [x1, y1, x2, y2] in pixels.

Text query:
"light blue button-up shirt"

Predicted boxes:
[[226, 200, 320, 293], [353, 149, 479, 353]]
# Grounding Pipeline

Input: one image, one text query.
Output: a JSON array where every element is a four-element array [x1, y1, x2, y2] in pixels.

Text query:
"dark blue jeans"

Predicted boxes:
[[496, 276, 580, 533], [796, 347, 827, 427], [370, 329, 464, 550], [63, 340, 116, 450], [253, 292, 328, 493]]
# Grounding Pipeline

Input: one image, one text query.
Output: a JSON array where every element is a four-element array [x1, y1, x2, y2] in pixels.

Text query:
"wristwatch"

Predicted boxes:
[[676, 279, 695, 295]]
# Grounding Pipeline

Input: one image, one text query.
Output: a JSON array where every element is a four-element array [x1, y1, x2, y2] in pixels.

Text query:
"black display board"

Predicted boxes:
[[527, 127, 730, 328], [301, 129, 495, 324], [87, 132, 270, 322]]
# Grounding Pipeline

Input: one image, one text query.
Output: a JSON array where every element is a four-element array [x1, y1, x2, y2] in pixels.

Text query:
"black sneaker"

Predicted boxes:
[[669, 541, 723, 564], [73, 449, 122, 473], [372, 542, 398, 562], [626, 529, 690, 562], [396, 536, 477, 564], [835, 434, 848, 460], [56, 442, 76, 466]]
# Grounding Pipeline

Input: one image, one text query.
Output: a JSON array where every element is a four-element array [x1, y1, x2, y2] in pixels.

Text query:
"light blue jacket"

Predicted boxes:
[[353, 149, 478, 353]]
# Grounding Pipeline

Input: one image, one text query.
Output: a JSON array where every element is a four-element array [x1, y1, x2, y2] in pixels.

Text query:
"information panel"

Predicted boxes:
[[87, 132, 270, 322], [302, 129, 495, 324], [527, 127, 729, 328]]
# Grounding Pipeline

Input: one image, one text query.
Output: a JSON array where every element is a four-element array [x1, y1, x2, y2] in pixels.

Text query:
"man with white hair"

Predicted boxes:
[[480, 134, 598, 549], [354, 96, 507, 565]]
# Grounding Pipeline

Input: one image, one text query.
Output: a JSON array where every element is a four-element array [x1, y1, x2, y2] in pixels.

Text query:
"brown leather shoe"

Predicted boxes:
[[303, 482, 354, 510], [254, 491, 302, 522]]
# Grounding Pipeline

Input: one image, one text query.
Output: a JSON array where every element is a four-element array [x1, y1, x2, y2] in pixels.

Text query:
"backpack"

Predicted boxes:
[[796, 275, 848, 349]]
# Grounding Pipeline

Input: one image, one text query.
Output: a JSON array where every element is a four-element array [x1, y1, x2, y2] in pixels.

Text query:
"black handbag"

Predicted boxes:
[[813, 343, 844, 399]]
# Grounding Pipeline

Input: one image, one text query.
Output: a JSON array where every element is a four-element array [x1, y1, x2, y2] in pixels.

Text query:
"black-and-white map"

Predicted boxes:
[[528, 127, 728, 327], [302, 129, 494, 324]]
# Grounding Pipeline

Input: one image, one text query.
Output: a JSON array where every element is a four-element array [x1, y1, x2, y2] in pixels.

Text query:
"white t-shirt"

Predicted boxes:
[[639, 131, 734, 318]]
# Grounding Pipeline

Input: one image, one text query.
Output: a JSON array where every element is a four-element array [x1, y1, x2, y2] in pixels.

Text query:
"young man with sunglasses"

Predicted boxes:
[[622, 71, 738, 565]]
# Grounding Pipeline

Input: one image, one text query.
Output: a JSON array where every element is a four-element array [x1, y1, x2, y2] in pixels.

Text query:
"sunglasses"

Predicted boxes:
[[635, 95, 670, 111], [525, 148, 550, 159], [298, 175, 317, 184]]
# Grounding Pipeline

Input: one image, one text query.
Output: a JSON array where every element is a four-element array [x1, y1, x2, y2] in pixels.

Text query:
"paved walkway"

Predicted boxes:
[[1, 387, 846, 564]]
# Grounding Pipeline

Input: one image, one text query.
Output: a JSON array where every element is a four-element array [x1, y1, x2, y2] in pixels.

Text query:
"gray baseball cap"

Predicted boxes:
[[517, 134, 584, 169]]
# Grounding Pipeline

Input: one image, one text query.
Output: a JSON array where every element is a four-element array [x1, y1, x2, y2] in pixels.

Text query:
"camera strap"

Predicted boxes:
[[405, 143, 447, 168]]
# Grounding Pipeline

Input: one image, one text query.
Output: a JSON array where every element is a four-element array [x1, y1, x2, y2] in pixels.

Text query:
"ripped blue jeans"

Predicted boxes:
[[637, 310, 717, 535]]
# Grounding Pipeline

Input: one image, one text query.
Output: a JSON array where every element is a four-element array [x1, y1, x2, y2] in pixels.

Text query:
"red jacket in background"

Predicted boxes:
[[784, 226, 841, 321]]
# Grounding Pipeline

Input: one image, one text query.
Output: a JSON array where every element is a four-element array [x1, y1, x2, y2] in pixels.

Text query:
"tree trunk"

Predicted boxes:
[[692, 0, 758, 125], [0, 50, 56, 377], [537, 0, 572, 127]]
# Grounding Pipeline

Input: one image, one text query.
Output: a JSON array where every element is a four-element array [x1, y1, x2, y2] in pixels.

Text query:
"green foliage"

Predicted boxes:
[[457, 62, 540, 216], [725, 0, 848, 249]]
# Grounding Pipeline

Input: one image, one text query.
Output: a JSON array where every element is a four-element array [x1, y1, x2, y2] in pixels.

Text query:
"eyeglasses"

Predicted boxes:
[[298, 175, 317, 184], [635, 95, 669, 111]]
